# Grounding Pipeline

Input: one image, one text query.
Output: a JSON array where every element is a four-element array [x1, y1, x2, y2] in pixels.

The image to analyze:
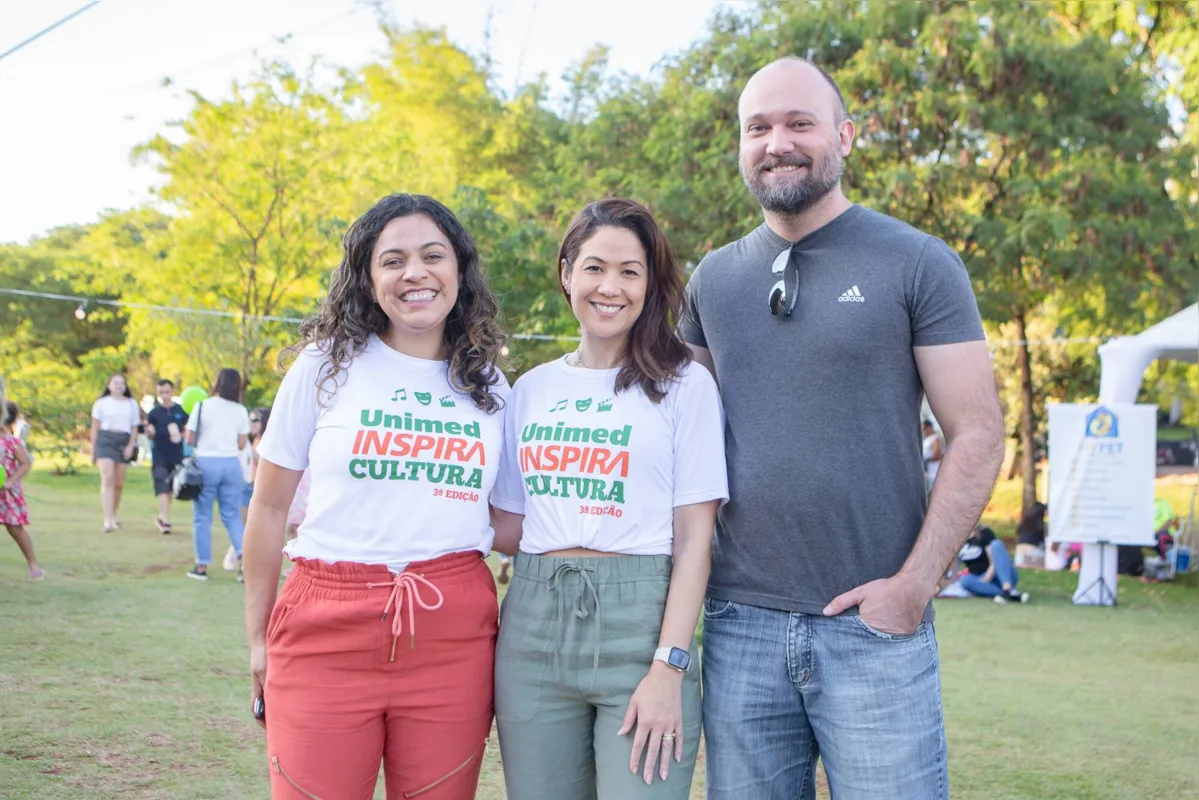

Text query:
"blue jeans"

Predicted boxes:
[[192, 456, 245, 566], [960, 541, 1019, 597], [702, 600, 947, 800]]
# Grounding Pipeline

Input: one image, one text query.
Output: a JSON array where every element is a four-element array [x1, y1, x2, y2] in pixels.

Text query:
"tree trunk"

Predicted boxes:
[[1006, 441, 1021, 480], [1014, 309, 1038, 510]]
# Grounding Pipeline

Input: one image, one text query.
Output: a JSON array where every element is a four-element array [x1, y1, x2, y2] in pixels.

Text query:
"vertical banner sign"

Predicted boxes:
[[1048, 403, 1157, 545]]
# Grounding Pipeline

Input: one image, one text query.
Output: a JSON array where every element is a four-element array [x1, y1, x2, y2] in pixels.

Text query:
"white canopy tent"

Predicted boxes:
[[1097, 303, 1199, 403], [1073, 303, 1198, 605]]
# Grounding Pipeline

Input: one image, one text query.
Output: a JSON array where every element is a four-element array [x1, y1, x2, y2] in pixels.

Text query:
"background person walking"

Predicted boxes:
[[184, 368, 251, 581], [145, 379, 189, 534], [2, 401, 43, 580], [89, 374, 142, 533]]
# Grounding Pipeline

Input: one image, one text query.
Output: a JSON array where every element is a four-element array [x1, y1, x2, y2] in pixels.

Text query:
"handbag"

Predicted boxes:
[[172, 402, 204, 501]]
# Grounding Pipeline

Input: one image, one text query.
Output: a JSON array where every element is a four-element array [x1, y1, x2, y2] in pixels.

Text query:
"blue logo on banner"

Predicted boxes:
[[1084, 406, 1119, 439]]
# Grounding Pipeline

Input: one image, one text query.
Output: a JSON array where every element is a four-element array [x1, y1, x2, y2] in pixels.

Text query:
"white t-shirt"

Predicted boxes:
[[91, 395, 140, 434], [186, 397, 251, 458], [922, 433, 942, 481], [257, 336, 510, 573], [492, 358, 728, 556]]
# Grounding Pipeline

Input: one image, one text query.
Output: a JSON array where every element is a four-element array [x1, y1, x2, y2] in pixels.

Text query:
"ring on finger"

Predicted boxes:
[[662, 732, 676, 741]]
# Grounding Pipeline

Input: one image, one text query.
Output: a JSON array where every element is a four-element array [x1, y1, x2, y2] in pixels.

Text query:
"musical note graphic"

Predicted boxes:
[[391, 389, 407, 401], [548, 399, 568, 412]]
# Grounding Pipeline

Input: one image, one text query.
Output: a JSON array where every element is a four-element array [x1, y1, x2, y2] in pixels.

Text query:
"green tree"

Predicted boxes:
[[566, 0, 1193, 508], [129, 61, 353, 392]]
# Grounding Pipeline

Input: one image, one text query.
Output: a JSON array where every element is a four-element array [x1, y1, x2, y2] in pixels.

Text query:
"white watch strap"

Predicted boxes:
[[653, 646, 672, 664]]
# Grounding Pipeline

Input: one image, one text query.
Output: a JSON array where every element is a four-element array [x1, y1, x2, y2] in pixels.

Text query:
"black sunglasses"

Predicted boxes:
[[768, 246, 799, 317], [250, 416, 261, 423]]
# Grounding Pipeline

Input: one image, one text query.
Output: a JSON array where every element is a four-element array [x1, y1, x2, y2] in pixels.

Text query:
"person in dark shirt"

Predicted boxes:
[[1015, 502, 1047, 548], [959, 525, 1029, 604], [145, 379, 189, 534]]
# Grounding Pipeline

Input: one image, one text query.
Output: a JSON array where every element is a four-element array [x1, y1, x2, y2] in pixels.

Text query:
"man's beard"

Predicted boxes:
[[741, 149, 843, 216]]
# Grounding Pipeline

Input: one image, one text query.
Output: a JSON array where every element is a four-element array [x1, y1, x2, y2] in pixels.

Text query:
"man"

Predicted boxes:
[[681, 58, 1004, 799], [144, 379, 189, 534]]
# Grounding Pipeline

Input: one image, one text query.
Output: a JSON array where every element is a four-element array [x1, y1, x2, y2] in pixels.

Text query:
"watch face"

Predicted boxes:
[[668, 647, 690, 671]]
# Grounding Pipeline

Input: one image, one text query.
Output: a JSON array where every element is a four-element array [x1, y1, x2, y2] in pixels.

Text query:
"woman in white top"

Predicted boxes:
[[90, 374, 144, 533], [922, 419, 944, 492], [242, 194, 509, 799], [183, 368, 251, 581], [491, 199, 728, 799]]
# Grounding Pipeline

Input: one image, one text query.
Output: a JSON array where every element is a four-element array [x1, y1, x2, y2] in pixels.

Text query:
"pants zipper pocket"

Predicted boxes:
[[272, 755, 324, 800], [403, 738, 488, 798]]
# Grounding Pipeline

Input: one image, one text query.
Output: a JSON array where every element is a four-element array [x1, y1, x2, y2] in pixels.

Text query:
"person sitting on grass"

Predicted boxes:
[[1, 401, 44, 580], [957, 525, 1029, 604]]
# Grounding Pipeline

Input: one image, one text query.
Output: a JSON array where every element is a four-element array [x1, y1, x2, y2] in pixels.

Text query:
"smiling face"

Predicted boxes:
[[370, 214, 460, 347], [738, 60, 854, 216], [562, 225, 648, 347], [107, 375, 127, 397]]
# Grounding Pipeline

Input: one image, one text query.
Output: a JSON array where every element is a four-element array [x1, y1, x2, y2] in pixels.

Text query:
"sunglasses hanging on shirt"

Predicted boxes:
[[768, 245, 800, 317]]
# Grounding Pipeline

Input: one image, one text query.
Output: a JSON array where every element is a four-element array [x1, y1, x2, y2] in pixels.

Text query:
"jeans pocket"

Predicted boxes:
[[702, 597, 737, 621], [850, 614, 925, 641]]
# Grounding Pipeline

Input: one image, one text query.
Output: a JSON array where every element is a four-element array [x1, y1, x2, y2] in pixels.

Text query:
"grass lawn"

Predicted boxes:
[[1, 466, 1197, 799]]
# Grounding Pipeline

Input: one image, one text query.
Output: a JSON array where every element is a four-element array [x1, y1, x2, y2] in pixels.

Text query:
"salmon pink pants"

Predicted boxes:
[[264, 551, 497, 799]]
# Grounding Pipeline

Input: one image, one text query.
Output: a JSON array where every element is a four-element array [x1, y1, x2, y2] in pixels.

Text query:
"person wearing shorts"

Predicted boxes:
[[242, 194, 510, 799], [89, 374, 143, 534], [146, 379, 189, 534], [491, 199, 727, 799]]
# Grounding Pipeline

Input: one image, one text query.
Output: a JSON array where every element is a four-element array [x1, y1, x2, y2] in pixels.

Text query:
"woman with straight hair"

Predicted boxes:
[[184, 368, 251, 581], [90, 374, 142, 533], [225, 406, 272, 572], [243, 193, 509, 800], [491, 198, 728, 799]]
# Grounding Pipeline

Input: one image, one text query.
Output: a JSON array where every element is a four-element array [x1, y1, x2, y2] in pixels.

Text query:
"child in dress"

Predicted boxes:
[[2, 401, 43, 579]]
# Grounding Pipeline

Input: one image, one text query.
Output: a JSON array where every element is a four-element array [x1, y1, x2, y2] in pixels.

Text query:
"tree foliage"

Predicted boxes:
[[2, 7, 1194, 496]]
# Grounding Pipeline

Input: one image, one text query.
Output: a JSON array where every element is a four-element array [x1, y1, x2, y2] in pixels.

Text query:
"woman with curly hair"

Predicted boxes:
[[242, 194, 509, 800]]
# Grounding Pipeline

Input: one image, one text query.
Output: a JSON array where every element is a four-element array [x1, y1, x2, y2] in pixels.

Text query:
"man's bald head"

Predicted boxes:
[[739, 58, 850, 125], [736, 57, 855, 218]]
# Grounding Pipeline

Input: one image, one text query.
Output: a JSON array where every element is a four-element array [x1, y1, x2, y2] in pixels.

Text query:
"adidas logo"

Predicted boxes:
[[838, 285, 865, 303]]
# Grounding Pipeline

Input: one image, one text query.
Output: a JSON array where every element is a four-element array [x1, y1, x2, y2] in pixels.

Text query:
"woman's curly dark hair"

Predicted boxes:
[[282, 194, 507, 413]]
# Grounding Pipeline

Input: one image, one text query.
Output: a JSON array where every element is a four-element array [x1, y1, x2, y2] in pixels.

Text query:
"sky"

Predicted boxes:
[[0, 0, 734, 244]]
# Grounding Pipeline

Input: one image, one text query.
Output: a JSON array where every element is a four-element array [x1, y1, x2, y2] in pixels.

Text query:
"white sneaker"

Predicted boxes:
[[992, 594, 1007, 605], [222, 546, 239, 572]]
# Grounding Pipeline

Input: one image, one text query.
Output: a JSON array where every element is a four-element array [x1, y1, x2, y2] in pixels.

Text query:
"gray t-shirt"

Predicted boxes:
[[681, 205, 984, 617]]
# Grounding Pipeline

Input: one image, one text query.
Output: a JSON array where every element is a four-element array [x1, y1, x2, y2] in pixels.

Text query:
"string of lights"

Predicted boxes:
[[0, 286, 1114, 347], [0, 287, 578, 342]]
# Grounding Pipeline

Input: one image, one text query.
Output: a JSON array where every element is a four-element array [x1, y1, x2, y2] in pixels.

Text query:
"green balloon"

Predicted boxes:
[[1153, 498, 1174, 532], [180, 386, 208, 415], [0, 463, 6, 490]]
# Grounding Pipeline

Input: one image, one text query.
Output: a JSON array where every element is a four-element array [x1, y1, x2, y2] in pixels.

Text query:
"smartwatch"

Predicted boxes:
[[653, 646, 691, 673]]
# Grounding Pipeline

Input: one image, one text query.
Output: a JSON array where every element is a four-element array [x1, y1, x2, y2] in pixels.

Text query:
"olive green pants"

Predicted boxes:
[[494, 553, 701, 799]]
